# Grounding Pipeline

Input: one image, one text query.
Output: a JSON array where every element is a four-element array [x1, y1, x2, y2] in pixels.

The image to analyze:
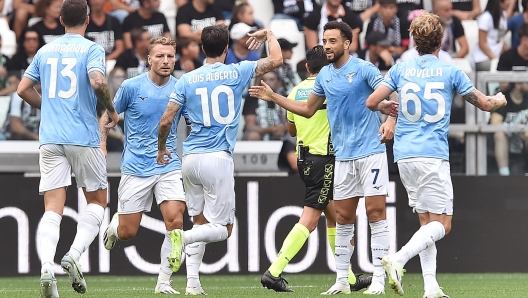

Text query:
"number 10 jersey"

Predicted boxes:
[[24, 33, 106, 147]]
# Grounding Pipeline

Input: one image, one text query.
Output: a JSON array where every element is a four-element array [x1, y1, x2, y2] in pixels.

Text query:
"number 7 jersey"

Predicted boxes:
[[169, 61, 257, 155], [381, 54, 474, 162], [24, 33, 106, 147]]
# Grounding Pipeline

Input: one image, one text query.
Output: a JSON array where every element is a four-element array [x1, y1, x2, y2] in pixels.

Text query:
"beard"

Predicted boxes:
[[327, 48, 345, 63], [440, 16, 453, 26]]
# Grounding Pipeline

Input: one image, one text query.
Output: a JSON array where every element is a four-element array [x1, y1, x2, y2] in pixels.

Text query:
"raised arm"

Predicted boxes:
[[157, 101, 181, 164], [247, 29, 283, 77], [249, 81, 324, 118], [463, 89, 507, 112], [17, 77, 41, 109], [89, 70, 119, 127]]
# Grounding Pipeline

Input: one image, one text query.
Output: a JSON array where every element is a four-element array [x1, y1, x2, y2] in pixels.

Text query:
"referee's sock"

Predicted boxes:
[[327, 227, 357, 284], [268, 223, 309, 277]]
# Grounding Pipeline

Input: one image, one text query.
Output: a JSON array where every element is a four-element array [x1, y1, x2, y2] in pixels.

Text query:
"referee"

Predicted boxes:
[[260, 45, 372, 292]]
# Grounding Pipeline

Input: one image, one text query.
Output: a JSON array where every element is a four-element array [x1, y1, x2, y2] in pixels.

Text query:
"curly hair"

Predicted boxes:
[[409, 11, 443, 55]]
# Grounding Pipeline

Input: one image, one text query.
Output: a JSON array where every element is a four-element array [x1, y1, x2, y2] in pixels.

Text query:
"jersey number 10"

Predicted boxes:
[[196, 86, 236, 127], [47, 57, 78, 99]]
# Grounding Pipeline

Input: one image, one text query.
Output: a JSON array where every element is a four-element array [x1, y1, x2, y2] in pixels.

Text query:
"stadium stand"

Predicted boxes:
[[248, 0, 274, 29], [269, 18, 306, 69], [0, 18, 16, 57]]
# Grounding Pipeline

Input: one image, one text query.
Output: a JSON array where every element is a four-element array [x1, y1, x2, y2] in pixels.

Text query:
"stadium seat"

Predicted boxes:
[[28, 17, 41, 28], [269, 19, 306, 69], [359, 18, 370, 50], [452, 58, 473, 74], [248, 0, 274, 29], [480, 0, 488, 11], [0, 96, 11, 129], [0, 19, 16, 57], [160, 0, 176, 36], [461, 20, 478, 58], [489, 58, 499, 72]]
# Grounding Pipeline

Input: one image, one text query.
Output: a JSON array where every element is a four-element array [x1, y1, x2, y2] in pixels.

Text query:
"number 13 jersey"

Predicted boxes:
[[381, 54, 474, 162], [169, 61, 257, 156], [24, 33, 106, 147]]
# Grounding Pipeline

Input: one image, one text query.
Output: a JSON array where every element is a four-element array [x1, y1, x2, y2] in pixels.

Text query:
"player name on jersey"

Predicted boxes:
[[188, 70, 239, 84], [404, 67, 443, 78], [41, 44, 90, 53]]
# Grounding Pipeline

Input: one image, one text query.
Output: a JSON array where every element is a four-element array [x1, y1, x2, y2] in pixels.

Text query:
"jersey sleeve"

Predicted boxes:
[[365, 63, 384, 90], [236, 60, 258, 85], [169, 78, 186, 107], [312, 72, 325, 97], [381, 65, 397, 92], [23, 51, 41, 82], [86, 44, 106, 75], [452, 67, 474, 96], [8, 93, 23, 118], [112, 82, 131, 114]]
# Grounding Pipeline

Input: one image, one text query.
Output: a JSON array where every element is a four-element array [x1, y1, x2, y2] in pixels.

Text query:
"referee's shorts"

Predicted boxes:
[[297, 153, 335, 210]]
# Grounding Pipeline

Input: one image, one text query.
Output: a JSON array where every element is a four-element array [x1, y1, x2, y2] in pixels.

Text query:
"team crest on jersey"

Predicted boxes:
[[345, 72, 357, 83]]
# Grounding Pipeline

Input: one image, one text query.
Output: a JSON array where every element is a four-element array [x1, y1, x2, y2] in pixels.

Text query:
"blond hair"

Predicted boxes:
[[409, 11, 443, 55], [148, 36, 177, 54]]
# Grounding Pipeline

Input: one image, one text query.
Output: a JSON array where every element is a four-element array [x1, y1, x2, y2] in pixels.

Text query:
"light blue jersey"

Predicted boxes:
[[169, 61, 257, 155], [382, 54, 474, 162], [24, 33, 106, 147], [114, 73, 182, 177], [312, 56, 385, 161]]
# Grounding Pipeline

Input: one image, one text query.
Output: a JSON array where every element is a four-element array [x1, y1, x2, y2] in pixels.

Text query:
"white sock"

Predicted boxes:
[[186, 240, 206, 288], [420, 243, 440, 293], [157, 231, 173, 283], [499, 166, 510, 176], [335, 223, 354, 285], [110, 215, 120, 239], [395, 221, 445, 267], [370, 220, 389, 285], [69, 204, 105, 261], [39, 211, 62, 275], [183, 223, 228, 244]]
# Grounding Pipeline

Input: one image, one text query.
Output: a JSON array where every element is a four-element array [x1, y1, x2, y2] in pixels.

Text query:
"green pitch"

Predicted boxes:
[[1, 273, 528, 297]]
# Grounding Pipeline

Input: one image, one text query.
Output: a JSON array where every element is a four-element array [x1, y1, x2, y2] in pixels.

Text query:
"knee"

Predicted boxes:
[[117, 225, 138, 240], [165, 217, 183, 231], [336, 210, 355, 224], [366, 206, 386, 222], [443, 222, 452, 235]]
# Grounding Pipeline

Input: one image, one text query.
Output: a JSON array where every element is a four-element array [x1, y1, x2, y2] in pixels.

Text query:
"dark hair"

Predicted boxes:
[[518, 23, 528, 39], [35, 0, 54, 18], [17, 28, 44, 55], [176, 37, 196, 55], [323, 21, 353, 42], [201, 25, 229, 58], [523, 0, 528, 13], [305, 45, 328, 74], [485, 0, 506, 29], [61, 0, 88, 27], [131, 27, 148, 47], [229, 3, 250, 29], [379, 0, 397, 6], [138, 0, 148, 8]]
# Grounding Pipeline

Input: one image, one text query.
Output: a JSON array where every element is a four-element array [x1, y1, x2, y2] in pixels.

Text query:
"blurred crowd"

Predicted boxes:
[[0, 0, 527, 175]]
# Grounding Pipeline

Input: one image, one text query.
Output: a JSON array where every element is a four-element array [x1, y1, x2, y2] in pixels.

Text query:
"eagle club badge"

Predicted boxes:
[[345, 72, 356, 83]]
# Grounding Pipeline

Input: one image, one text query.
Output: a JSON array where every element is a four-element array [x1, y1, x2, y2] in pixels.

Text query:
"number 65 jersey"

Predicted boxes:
[[381, 54, 474, 162], [23, 33, 106, 147], [169, 60, 257, 156]]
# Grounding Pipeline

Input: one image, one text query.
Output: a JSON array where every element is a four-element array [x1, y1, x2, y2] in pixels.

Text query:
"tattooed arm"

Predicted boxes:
[[247, 29, 283, 77], [157, 101, 181, 165], [99, 111, 110, 157], [463, 89, 507, 112], [89, 70, 120, 128]]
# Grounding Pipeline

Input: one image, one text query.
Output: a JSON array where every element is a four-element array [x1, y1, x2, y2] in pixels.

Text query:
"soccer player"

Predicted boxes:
[[249, 21, 398, 295], [156, 24, 283, 295], [261, 45, 372, 293], [16, 0, 120, 297], [101, 36, 186, 294], [365, 11, 507, 298]]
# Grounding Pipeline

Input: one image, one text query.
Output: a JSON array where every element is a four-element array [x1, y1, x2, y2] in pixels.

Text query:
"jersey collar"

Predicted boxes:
[[331, 56, 353, 73]]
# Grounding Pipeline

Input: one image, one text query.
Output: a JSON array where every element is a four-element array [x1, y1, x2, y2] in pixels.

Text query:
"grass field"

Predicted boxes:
[[1, 273, 528, 297]]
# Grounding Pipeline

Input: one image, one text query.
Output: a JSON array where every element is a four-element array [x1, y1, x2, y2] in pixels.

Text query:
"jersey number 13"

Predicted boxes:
[[47, 57, 78, 99]]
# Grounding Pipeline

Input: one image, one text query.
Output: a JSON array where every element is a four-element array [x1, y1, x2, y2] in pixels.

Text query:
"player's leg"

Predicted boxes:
[[322, 160, 359, 295], [38, 145, 72, 298], [185, 213, 208, 295], [155, 170, 186, 294], [61, 146, 108, 294], [361, 153, 390, 295]]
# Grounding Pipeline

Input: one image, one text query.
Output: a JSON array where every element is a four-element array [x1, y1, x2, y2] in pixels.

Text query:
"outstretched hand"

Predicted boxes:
[[249, 80, 275, 101], [246, 29, 269, 51]]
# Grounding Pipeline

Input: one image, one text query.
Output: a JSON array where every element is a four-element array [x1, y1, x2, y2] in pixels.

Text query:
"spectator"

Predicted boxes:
[[508, 0, 528, 49], [86, 0, 125, 60], [174, 37, 202, 72], [435, 0, 469, 58], [1, 84, 41, 140], [6, 28, 43, 75], [276, 38, 301, 95], [31, 0, 64, 44], [176, 0, 241, 19], [226, 23, 259, 64], [357, 31, 394, 70], [399, 47, 453, 63], [107, 0, 140, 23], [10, 0, 36, 39], [366, 0, 408, 56], [498, 23, 528, 71], [122, 0, 171, 49], [396, 0, 422, 34], [343, 0, 380, 23], [472, 0, 510, 71], [490, 82, 528, 175], [176, 0, 225, 43], [108, 67, 127, 98], [272, 0, 315, 31], [451, 0, 481, 20], [304, 0, 361, 51], [114, 27, 151, 78], [228, 3, 263, 48], [242, 70, 288, 141], [0, 35, 17, 96]]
